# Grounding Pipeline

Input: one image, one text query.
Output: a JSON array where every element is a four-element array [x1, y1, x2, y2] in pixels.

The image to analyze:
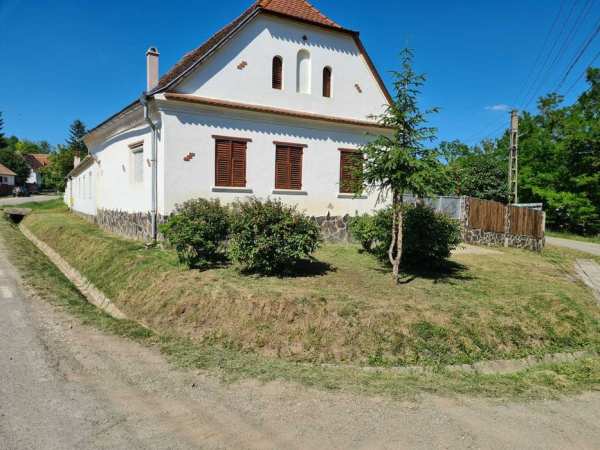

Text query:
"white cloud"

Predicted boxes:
[[485, 104, 512, 112]]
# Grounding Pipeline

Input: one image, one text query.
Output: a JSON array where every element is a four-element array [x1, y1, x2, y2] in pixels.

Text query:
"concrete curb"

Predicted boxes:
[[19, 224, 128, 321]]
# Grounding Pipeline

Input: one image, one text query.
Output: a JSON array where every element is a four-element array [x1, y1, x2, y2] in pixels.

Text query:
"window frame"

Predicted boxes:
[[213, 136, 251, 188], [322, 66, 332, 98], [272, 56, 283, 90], [129, 141, 144, 184], [339, 148, 363, 194], [274, 142, 305, 191]]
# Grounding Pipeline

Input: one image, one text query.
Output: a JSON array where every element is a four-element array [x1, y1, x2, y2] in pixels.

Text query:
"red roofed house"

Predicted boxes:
[[65, 0, 392, 240], [24, 153, 50, 193], [0, 163, 16, 196]]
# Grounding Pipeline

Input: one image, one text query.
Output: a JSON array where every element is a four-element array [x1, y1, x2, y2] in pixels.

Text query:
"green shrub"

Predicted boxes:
[[349, 204, 462, 268], [160, 199, 230, 268], [402, 204, 462, 267], [228, 198, 321, 274]]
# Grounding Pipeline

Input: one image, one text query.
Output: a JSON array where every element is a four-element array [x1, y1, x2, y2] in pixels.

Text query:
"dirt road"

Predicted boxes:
[[0, 194, 60, 207], [1, 239, 600, 449], [547, 236, 600, 256]]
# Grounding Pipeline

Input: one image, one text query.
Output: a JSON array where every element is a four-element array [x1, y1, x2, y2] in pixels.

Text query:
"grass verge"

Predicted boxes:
[[16, 203, 600, 369], [2, 215, 600, 399]]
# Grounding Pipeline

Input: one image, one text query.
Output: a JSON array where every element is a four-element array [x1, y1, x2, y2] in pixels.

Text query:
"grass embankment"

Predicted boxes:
[[15, 200, 600, 370], [547, 230, 600, 245], [1, 207, 600, 399]]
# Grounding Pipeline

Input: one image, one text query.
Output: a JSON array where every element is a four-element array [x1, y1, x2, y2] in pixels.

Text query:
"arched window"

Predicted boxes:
[[322, 66, 332, 97], [272, 56, 283, 90], [296, 50, 311, 94]]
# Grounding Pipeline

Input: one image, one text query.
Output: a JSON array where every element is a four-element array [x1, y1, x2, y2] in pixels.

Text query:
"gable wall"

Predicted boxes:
[[176, 15, 388, 122]]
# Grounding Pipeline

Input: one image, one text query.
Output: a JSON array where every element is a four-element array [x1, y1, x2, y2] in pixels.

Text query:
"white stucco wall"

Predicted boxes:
[[160, 102, 386, 217], [83, 121, 162, 215], [67, 164, 97, 216], [177, 15, 389, 122], [1, 175, 15, 186], [26, 170, 38, 185]]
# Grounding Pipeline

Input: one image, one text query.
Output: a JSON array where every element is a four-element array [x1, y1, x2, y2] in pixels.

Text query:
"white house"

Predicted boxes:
[[0, 163, 16, 196], [65, 0, 392, 240], [23, 153, 50, 192]]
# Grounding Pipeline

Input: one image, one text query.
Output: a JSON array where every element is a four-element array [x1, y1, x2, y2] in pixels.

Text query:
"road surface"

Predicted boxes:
[[547, 236, 600, 256], [0, 194, 60, 207], [1, 235, 600, 449]]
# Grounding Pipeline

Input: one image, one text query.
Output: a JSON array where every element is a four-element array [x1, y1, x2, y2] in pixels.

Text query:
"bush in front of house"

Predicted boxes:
[[160, 198, 230, 268], [402, 204, 462, 268], [350, 204, 462, 268], [228, 198, 321, 274]]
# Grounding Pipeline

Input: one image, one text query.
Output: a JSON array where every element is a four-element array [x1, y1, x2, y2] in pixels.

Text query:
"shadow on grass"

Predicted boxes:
[[192, 255, 336, 278], [372, 259, 473, 284]]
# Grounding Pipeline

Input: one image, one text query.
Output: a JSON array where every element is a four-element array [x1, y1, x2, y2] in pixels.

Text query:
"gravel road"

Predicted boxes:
[[0, 194, 60, 207], [1, 237, 600, 449], [547, 236, 600, 256]]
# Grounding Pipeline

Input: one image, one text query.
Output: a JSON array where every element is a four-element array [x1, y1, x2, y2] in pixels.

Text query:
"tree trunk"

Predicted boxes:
[[388, 190, 404, 283]]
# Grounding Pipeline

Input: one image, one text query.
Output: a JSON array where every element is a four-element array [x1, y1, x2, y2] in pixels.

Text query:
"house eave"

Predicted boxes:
[[162, 93, 392, 131]]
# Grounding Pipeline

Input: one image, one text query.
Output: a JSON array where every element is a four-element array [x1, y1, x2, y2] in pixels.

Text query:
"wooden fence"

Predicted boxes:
[[467, 197, 545, 240]]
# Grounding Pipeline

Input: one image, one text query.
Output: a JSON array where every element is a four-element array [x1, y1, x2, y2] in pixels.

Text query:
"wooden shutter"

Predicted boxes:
[[215, 140, 232, 186], [323, 67, 331, 98], [275, 145, 303, 190], [339, 150, 362, 193], [231, 141, 247, 187], [215, 139, 247, 187], [272, 56, 283, 90]]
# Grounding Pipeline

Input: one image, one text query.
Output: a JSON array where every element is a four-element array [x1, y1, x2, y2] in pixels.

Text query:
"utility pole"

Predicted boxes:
[[508, 110, 519, 204]]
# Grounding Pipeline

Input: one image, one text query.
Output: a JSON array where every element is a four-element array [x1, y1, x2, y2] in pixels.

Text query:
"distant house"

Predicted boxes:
[[23, 153, 50, 192], [65, 0, 392, 241], [0, 163, 16, 196]]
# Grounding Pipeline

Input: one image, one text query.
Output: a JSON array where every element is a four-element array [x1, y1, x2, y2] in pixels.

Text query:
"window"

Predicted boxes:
[[0, 176, 5, 184], [215, 138, 247, 187], [322, 66, 332, 97], [130, 142, 144, 184], [275, 144, 303, 190], [272, 56, 283, 90], [296, 50, 311, 94], [339, 149, 363, 193]]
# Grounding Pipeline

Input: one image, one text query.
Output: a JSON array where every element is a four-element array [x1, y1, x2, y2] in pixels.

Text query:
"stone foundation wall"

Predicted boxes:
[[465, 227, 544, 252], [74, 208, 354, 243], [314, 214, 352, 242], [95, 209, 168, 241]]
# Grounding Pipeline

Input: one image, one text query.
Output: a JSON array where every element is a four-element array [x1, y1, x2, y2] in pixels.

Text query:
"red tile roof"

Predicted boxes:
[[0, 163, 16, 176], [24, 153, 50, 171], [258, 0, 340, 28], [156, 0, 344, 91]]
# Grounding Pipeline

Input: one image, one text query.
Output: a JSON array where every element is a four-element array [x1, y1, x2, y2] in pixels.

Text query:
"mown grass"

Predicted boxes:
[[18, 204, 600, 369], [2, 214, 600, 399], [547, 230, 600, 245]]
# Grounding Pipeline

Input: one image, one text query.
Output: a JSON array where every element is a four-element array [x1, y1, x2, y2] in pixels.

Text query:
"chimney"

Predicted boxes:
[[146, 47, 159, 92], [73, 153, 81, 168]]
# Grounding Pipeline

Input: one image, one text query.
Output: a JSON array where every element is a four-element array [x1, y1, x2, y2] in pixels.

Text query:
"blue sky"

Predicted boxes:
[[1, 0, 598, 147]]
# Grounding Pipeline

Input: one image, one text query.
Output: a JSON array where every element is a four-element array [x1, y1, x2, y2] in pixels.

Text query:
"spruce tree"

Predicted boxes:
[[361, 49, 440, 282], [66, 119, 88, 157]]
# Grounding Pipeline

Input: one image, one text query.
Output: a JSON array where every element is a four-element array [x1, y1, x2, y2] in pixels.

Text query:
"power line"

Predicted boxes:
[[563, 50, 600, 96], [514, 0, 566, 108], [519, 0, 579, 110], [555, 20, 600, 92]]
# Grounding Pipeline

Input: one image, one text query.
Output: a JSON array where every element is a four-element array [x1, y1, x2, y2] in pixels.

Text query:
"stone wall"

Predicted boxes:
[[464, 227, 545, 252], [314, 214, 352, 243]]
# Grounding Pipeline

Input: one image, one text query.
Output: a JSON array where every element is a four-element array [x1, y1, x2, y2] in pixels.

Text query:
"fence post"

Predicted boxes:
[[503, 204, 510, 247]]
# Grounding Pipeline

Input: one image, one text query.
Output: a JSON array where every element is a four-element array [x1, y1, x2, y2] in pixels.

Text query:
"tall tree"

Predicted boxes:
[[0, 147, 30, 182], [361, 49, 439, 282], [66, 119, 88, 157], [0, 112, 6, 149]]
